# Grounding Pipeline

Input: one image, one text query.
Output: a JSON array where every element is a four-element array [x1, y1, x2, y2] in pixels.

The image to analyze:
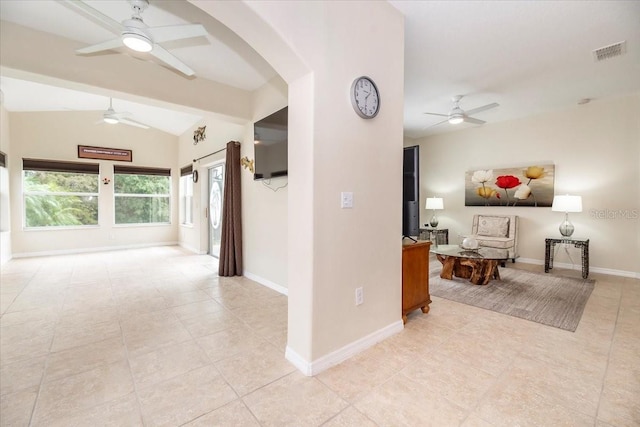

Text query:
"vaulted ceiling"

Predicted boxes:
[[1, 1, 638, 137]]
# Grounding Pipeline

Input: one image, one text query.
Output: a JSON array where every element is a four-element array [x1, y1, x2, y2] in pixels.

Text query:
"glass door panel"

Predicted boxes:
[[208, 163, 224, 258]]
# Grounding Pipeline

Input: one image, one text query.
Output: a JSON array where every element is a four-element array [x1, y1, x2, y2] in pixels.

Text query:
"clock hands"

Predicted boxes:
[[362, 92, 371, 113]]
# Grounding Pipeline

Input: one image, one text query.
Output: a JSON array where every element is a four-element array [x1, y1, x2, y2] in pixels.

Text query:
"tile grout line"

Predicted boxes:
[[0, 260, 43, 320], [27, 259, 71, 427], [113, 270, 149, 427], [593, 282, 624, 426]]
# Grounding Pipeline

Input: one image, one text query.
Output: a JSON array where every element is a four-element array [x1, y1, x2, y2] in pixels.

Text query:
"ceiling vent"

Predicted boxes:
[[593, 41, 627, 62]]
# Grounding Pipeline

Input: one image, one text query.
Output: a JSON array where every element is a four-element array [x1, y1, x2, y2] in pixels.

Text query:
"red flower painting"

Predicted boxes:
[[467, 165, 553, 207], [495, 175, 521, 205]]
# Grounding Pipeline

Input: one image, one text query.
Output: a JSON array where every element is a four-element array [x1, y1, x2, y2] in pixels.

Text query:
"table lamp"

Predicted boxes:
[[551, 194, 582, 237], [425, 197, 444, 228]]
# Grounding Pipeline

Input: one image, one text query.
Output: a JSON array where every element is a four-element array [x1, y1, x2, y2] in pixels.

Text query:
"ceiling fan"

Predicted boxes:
[[424, 95, 499, 127], [98, 98, 149, 129], [64, 0, 208, 76]]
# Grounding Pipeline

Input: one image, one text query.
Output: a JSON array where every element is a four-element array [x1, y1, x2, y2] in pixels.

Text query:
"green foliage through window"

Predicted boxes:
[[114, 173, 170, 224], [114, 174, 170, 194], [23, 171, 99, 227]]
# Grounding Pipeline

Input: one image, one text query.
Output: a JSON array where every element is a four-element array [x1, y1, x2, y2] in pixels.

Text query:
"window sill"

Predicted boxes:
[[113, 223, 172, 228], [24, 225, 100, 231]]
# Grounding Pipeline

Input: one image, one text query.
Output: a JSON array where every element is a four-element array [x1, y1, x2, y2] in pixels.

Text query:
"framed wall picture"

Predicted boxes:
[[78, 145, 132, 162], [465, 164, 555, 207]]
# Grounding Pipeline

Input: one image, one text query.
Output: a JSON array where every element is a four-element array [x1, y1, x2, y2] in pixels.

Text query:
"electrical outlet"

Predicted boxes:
[[355, 287, 364, 305]]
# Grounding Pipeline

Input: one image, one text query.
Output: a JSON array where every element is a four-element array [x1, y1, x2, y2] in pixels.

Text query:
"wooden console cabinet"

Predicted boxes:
[[402, 240, 431, 323]]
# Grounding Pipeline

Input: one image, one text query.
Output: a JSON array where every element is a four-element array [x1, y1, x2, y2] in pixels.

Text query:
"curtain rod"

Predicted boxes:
[[193, 141, 240, 163]]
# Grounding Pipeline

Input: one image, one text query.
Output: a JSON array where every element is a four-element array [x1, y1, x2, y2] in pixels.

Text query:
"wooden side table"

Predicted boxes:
[[402, 240, 431, 323], [544, 237, 589, 279], [419, 227, 449, 245]]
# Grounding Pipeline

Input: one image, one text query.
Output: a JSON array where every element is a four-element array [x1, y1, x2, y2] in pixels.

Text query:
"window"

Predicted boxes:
[[179, 165, 193, 225], [1, 152, 9, 232], [23, 159, 99, 228], [114, 165, 170, 225]]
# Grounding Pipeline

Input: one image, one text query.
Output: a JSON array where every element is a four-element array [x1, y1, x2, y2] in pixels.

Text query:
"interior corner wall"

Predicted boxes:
[[174, 77, 290, 294], [413, 93, 640, 276], [0, 101, 11, 264], [177, 115, 246, 256], [195, 0, 406, 367], [242, 76, 288, 290], [9, 111, 179, 256], [246, 2, 405, 362]]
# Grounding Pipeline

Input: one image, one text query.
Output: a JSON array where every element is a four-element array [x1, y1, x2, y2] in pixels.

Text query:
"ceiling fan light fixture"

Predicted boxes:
[[448, 105, 464, 124], [122, 32, 153, 52], [448, 114, 464, 125], [104, 116, 119, 124]]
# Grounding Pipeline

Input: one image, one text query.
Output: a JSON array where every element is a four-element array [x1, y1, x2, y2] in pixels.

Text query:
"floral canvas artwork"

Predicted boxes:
[[465, 164, 555, 207]]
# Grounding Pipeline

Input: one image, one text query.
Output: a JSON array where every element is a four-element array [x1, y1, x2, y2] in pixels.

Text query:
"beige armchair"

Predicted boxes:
[[471, 214, 519, 262]]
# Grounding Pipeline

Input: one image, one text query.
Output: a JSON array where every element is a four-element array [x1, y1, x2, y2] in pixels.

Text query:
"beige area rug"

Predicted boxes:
[[429, 262, 595, 332]]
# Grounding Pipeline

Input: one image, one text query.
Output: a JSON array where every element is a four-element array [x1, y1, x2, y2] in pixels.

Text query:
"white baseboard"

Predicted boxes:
[[0, 231, 11, 265], [243, 271, 288, 296], [178, 242, 207, 255], [515, 257, 639, 279], [284, 347, 312, 376], [285, 319, 404, 377], [587, 266, 639, 279], [516, 257, 543, 265], [12, 241, 179, 259]]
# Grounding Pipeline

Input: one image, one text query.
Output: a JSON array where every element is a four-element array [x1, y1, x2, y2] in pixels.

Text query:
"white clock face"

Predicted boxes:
[[351, 77, 380, 119]]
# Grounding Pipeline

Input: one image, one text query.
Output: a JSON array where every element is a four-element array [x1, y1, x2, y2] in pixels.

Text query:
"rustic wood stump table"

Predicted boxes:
[[431, 245, 509, 286]]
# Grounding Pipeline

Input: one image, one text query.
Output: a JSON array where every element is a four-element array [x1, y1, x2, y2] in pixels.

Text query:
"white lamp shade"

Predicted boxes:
[[425, 197, 444, 210], [552, 195, 582, 212]]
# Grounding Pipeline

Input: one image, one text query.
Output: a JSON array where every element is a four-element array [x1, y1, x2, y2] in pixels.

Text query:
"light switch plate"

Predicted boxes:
[[341, 192, 353, 208]]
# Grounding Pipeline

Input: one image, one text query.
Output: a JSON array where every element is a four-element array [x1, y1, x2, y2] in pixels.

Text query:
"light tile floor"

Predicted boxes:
[[1, 246, 638, 426]]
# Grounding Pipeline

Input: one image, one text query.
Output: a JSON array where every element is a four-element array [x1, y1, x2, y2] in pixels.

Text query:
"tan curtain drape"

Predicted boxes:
[[218, 141, 243, 276]]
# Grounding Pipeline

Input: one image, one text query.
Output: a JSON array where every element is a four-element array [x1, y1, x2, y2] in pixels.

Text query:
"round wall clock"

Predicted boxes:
[[350, 76, 380, 119]]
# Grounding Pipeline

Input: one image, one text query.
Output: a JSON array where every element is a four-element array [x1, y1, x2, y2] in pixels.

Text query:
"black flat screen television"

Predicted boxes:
[[253, 107, 288, 180], [402, 145, 420, 237]]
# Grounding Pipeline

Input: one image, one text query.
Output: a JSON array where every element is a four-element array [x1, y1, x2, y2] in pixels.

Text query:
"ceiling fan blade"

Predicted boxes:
[[423, 112, 449, 117], [118, 118, 150, 129], [424, 118, 450, 129], [109, 112, 131, 119], [465, 102, 499, 116], [149, 45, 195, 76], [464, 117, 486, 125], [147, 24, 208, 43], [61, 0, 123, 34], [76, 38, 124, 54]]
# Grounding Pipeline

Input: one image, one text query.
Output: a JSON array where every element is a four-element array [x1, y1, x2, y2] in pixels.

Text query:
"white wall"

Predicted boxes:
[[411, 93, 640, 276], [194, 1, 405, 370], [242, 76, 288, 290], [174, 83, 290, 295], [9, 111, 179, 256], [177, 115, 246, 255], [0, 98, 11, 264], [246, 2, 405, 363]]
